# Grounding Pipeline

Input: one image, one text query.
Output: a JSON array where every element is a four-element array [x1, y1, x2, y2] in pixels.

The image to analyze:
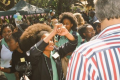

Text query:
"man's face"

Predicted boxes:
[[84, 25, 95, 41]]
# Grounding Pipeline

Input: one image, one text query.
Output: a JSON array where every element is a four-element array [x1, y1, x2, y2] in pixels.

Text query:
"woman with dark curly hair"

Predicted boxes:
[[55, 12, 82, 77], [56, 12, 82, 47], [0, 24, 16, 80], [19, 23, 78, 80]]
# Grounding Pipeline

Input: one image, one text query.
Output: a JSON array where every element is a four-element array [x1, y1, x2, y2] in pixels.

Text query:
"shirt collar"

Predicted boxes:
[[97, 24, 120, 39], [70, 30, 73, 33], [1, 38, 8, 47]]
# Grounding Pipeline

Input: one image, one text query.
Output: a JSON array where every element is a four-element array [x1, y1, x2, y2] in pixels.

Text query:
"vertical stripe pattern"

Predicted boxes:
[[66, 24, 120, 80]]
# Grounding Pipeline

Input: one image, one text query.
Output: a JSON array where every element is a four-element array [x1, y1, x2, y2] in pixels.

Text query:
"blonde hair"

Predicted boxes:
[[73, 13, 85, 27]]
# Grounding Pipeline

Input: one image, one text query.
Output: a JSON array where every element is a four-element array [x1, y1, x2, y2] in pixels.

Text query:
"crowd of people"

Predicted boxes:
[[0, 0, 120, 80]]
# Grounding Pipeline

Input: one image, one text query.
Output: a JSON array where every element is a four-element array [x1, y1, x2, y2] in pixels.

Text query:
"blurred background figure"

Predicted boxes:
[[73, 13, 85, 28], [78, 24, 95, 44]]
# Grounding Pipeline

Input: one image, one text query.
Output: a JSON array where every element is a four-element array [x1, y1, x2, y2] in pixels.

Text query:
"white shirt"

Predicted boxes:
[[1, 44, 13, 67]]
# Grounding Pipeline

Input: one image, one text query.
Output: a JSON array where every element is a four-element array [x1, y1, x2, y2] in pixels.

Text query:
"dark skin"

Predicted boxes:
[[2, 27, 12, 43], [43, 24, 75, 58], [63, 18, 73, 32], [0, 38, 23, 73], [96, 23, 101, 34], [0, 27, 13, 72], [83, 25, 95, 41], [0, 24, 75, 74]]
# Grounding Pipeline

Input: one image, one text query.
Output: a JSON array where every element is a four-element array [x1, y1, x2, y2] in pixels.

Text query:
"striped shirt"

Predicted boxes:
[[66, 24, 120, 80]]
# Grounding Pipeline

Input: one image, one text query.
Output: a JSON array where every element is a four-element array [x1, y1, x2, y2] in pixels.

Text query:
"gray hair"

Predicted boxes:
[[95, 0, 120, 21]]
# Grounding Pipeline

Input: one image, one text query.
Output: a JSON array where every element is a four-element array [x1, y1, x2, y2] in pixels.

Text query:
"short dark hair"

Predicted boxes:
[[78, 24, 92, 39], [51, 16, 57, 20], [90, 11, 95, 16], [59, 12, 78, 31], [1, 24, 15, 35], [11, 31, 22, 42], [19, 23, 30, 31], [20, 23, 52, 52]]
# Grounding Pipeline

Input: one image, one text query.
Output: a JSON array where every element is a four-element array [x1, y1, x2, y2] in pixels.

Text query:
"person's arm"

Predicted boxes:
[[29, 25, 58, 65], [0, 67, 11, 73], [43, 24, 57, 43], [56, 25, 75, 41], [29, 40, 48, 66], [56, 34, 78, 58], [30, 29, 57, 56], [55, 26, 78, 58], [30, 23, 59, 56], [0, 53, 15, 73]]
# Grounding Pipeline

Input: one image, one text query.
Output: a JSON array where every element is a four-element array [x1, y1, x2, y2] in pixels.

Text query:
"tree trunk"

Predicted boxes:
[[57, 0, 63, 15]]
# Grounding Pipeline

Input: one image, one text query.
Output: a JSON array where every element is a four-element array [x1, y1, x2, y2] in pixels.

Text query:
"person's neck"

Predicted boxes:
[[4, 38, 8, 43], [43, 50, 51, 58], [17, 47, 23, 53], [101, 18, 120, 31]]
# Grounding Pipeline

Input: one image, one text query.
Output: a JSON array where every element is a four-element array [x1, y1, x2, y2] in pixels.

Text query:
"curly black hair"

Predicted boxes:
[[1, 24, 15, 35], [20, 23, 52, 52], [59, 12, 78, 31], [11, 31, 22, 42], [78, 24, 92, 39]]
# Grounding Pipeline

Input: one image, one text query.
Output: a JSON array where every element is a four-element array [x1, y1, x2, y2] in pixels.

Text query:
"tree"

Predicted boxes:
[[26, 0, 78, 15], [0, 0, 15, 11], [0, 0, 83, 15]]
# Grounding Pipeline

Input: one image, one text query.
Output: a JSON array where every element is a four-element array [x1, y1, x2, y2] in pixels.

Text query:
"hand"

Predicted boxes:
[[24, 76, 30, 80], [20, 75, 29, 80], [53, 23, 63, 35], [57, 26, 69, 36]]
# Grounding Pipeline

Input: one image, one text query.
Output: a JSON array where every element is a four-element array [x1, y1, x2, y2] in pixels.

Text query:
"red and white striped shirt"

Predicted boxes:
[[66, 24, 120, 80]]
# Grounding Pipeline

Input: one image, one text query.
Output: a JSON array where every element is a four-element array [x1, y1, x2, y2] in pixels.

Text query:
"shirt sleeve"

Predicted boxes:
[[30, 40, 48, 57], [55, 34, 78, 58], [29, 40, 48, 65]]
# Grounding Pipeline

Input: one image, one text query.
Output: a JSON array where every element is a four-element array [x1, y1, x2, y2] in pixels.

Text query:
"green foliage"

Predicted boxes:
[[0, 0, 94, 15], [26, 0, 76, 15]]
